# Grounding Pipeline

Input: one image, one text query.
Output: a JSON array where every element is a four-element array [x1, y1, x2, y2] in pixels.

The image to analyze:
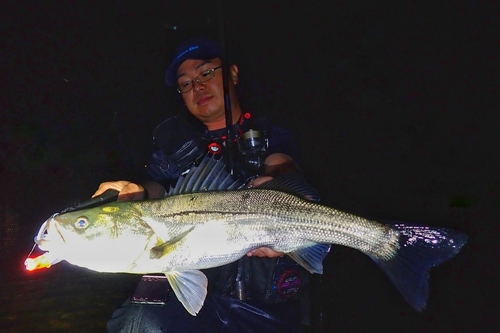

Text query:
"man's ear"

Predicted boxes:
[[230, 64, 239, 85]]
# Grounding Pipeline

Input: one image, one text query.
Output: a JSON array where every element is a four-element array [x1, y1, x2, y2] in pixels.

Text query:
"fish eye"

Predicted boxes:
[[75, 216, 89, 229]]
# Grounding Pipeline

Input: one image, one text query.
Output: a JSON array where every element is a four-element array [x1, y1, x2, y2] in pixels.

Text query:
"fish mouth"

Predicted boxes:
[[35, 214, 66, 251], [25, 214, 65, 271]]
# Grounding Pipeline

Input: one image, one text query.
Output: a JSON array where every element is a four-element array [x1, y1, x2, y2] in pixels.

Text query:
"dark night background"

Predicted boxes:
[[0, 1, 498, 332]]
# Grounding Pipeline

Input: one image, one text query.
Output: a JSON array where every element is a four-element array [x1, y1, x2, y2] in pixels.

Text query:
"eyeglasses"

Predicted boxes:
[[177, 66, 222, 94]]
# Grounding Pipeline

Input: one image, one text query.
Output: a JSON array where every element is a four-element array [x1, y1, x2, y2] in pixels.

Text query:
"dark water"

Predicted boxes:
[[0, 253, 139, 333]]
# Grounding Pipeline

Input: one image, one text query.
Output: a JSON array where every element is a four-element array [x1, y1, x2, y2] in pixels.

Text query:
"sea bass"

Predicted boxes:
[[29, 156, 467, 316]]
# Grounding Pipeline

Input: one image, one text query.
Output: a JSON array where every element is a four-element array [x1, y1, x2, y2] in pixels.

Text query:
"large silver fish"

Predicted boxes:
[[31, 156, 467, 316]]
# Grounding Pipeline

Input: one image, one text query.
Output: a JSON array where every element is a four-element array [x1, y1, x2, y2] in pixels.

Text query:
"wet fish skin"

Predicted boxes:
[[37, 186, 466, 315], [33, 155, 467, 316]]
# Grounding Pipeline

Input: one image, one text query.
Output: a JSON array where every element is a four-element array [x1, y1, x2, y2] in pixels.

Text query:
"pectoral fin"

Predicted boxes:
[[150, 227, 195, 259], [288, 243, 331, 274], [165, 270, 208, 316]]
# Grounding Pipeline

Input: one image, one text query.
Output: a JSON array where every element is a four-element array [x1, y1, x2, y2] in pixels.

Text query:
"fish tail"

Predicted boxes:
[[371, 223, 467, 311]]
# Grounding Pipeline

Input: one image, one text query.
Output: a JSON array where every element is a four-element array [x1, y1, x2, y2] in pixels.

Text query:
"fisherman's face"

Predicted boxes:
[[177, 58, 239, 129]]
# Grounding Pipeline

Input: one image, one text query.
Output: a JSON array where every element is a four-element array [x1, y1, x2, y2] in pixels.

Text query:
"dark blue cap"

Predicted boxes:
[[165, 36, 222, 87]]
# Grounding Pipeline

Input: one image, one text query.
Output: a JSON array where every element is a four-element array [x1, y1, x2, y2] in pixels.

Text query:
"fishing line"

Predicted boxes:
[[26, 243, 37, 259]]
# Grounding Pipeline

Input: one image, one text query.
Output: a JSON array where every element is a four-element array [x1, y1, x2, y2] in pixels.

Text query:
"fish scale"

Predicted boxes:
[[138, 189, 397, 259]]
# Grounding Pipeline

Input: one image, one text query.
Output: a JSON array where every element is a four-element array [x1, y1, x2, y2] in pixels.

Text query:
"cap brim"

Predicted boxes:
[[165, 48, 221, 87]]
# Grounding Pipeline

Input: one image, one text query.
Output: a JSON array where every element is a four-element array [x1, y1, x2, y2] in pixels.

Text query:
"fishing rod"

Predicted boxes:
[[59, 189, 119, 213], [216, 0, 235, 176], [211, 5, 327, 331]]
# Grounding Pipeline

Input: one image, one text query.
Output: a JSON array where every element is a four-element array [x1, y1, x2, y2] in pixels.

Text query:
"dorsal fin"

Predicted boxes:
[[167, 155, 244, 195], [167, 154, 320, 202]]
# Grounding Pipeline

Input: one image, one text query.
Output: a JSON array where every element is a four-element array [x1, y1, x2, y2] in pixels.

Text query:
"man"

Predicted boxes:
[[96, 36, 310, 333]]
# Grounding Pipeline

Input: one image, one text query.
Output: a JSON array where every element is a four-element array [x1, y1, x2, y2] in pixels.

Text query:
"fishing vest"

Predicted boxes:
[[146, 111, 270, 187]]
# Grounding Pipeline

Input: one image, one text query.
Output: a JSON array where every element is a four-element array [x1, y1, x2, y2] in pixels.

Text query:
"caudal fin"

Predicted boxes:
[[371, 223, 467, 311]]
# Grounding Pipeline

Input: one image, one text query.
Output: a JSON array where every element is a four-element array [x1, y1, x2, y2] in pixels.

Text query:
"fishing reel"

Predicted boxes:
[[237, 127, 268, 172], [208, 113, 269, 176]]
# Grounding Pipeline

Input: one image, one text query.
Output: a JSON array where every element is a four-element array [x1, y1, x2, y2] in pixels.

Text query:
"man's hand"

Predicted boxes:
[[92, 181, 146, 201], [247, 247, 284, 258]]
